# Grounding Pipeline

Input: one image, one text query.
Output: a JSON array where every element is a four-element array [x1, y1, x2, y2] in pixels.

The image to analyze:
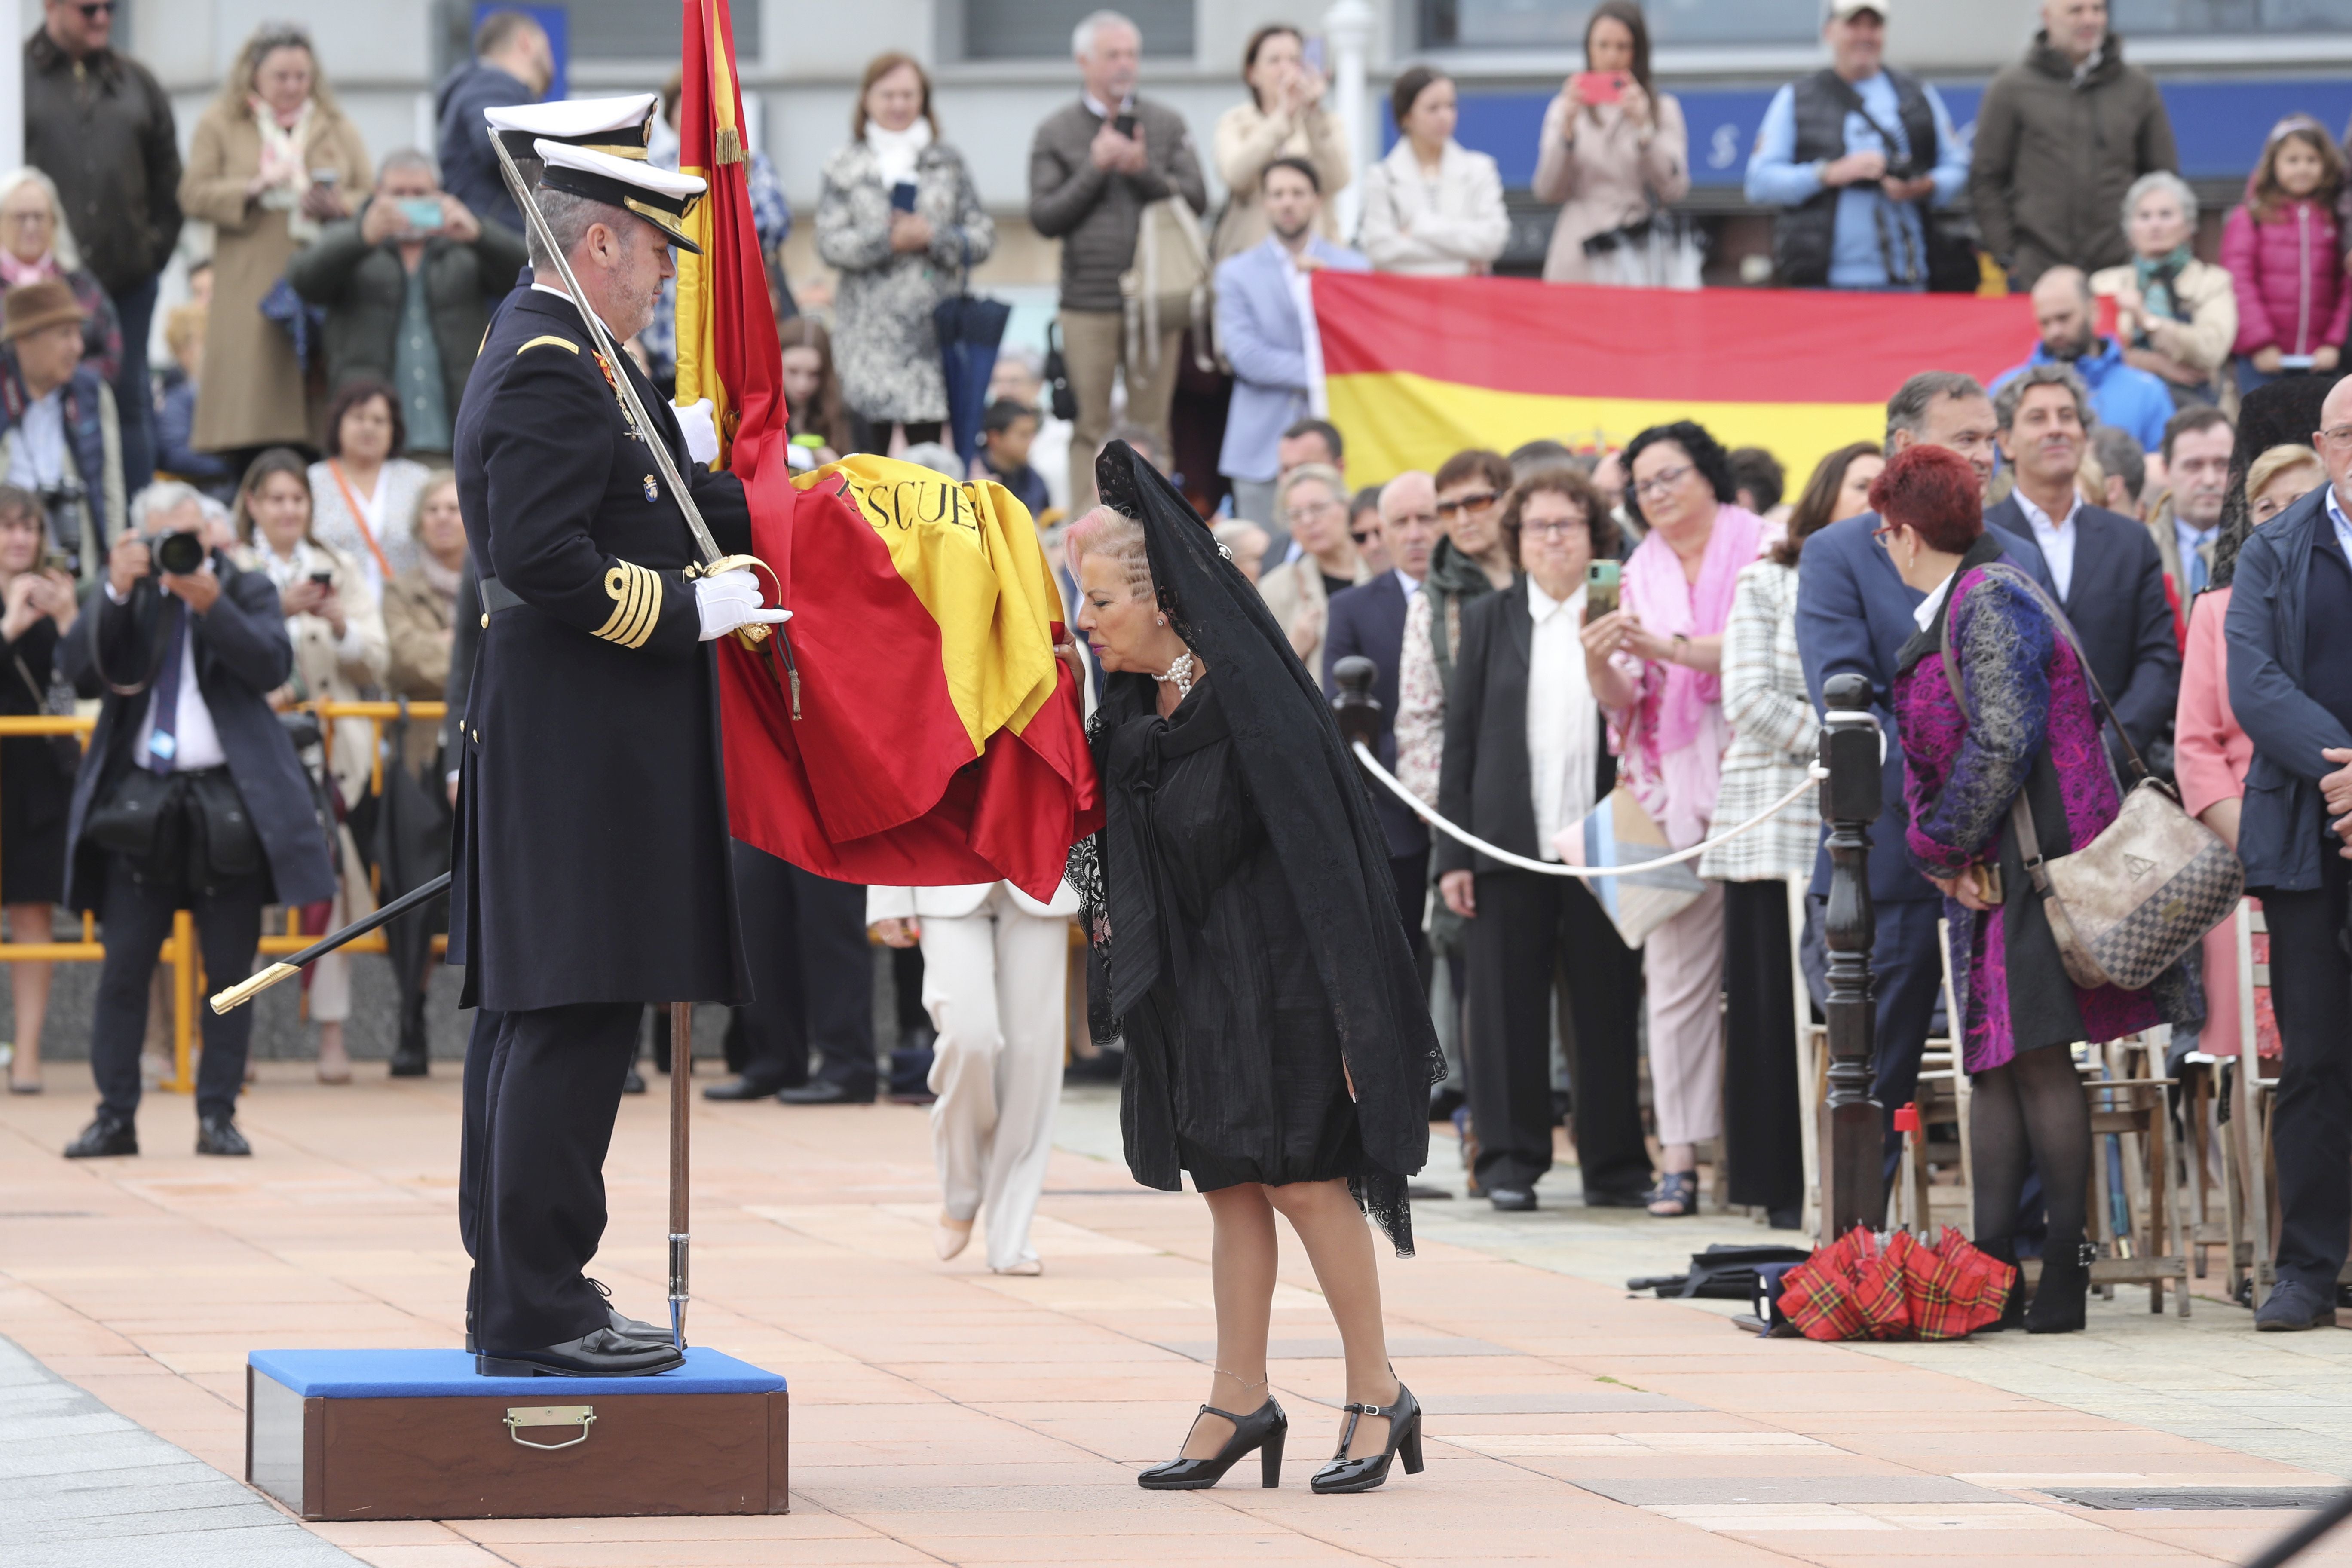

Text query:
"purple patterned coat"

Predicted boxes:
[[1893, 559, 2167, 1073]]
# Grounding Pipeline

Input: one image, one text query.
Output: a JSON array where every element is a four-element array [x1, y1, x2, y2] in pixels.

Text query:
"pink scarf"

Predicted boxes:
[[0, 251, 55, 290], [1623, 502, 1764, 754]]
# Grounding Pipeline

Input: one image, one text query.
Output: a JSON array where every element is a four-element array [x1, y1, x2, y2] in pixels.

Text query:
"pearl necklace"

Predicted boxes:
[[1155, 652, 1196, 698]]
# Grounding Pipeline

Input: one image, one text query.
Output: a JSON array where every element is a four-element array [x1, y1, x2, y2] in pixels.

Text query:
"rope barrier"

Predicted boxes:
[[1348, 741, 1825, 880]]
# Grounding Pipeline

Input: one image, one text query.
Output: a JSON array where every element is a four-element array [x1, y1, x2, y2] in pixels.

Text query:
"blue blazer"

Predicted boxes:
[[1983, 495, 2180, 774], [1795, 511, 1943, 903], [2225, 487, 2352, 893], [1324, 572, 1428, 860], [1212, 236, 1367, 486]]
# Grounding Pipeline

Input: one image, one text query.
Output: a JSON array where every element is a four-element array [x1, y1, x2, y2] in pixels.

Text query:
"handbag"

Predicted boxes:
[[12, 649, 81, 780], [1940, 564, 2242, 992], [1042, 320, 1078, 423], [82, 763, 174, 859], [1119, 196, 1215, 375], [1550, 784, 1704, 948]]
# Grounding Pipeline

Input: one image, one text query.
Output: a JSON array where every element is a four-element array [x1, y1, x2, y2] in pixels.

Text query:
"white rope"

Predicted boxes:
[[1350, 741, 1826, 880]]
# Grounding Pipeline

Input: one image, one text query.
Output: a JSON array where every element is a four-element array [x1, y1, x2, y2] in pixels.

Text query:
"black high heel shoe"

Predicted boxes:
[[1137, 1398, 1287, 1490], [1311, 1382, 1423, 1494]]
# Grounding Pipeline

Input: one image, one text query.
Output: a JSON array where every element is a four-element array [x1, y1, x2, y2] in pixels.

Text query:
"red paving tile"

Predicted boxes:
[[0, 1064, 2338, 1565]]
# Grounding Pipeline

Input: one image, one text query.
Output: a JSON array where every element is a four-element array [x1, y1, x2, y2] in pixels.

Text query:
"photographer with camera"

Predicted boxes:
[[58, 478, 334, 1159], [0, 279, 126, 582], [286, 150, 525, 464], [1743, 1, 1969, 292]]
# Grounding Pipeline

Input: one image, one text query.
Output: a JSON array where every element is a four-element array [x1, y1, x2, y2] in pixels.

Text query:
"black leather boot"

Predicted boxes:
[[2026, 1238, 2094, 1334], [388, 992, 430, 1077]]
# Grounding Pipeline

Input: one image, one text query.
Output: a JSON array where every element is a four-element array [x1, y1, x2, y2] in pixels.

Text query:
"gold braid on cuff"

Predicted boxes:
[[593, 560, 662, 649]]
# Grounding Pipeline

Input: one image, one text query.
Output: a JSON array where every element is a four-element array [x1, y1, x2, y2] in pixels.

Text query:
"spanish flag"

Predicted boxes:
[[673, 0, 795, 586], [717, 458, 1099, 903], [1315, 273, 2036, 487]]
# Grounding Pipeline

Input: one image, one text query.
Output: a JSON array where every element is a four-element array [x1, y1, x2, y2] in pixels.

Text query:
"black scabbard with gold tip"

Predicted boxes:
[[208, 873, 453, 1014]]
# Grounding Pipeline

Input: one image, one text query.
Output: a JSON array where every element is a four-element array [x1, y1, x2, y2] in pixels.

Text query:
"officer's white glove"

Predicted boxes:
[[693, 568, 790, 641], [674, 398, 720, 465]]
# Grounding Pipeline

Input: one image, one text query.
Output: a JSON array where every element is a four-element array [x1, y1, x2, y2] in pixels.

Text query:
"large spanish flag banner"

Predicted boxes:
[[718, 459, 1098, 903], [674, 0, 1096, 897], [1314, 273, 2037, 487]]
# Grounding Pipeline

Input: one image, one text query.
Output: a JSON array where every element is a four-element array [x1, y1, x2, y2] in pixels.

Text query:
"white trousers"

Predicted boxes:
[[922, 888, 1070, 1271], [1646, 881, 1726, 1148]]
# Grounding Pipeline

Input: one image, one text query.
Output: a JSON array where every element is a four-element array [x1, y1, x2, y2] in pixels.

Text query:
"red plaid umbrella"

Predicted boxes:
[[1930, 1227, 2018, 1333], [1774, 1227, 2018, 1342]]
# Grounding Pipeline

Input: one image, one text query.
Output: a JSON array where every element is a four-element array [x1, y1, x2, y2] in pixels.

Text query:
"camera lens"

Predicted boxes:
[[155, 531, 205, 576]]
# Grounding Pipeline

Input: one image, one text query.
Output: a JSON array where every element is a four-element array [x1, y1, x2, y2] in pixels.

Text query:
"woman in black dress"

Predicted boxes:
[[1067, 444, 1439, 1494], [0, 486, 80, 1092]]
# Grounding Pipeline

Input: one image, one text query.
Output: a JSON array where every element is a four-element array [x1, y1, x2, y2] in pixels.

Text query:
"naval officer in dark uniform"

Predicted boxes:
[[450, 139, 785, 1378]]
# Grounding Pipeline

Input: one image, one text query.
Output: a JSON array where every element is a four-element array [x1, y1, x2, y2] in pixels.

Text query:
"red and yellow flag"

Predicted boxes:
[[674, 0, 795, 585], [1314, 273, 2036, 487], [678, 0, 1094, 897], [718, 458, 1098, 902]]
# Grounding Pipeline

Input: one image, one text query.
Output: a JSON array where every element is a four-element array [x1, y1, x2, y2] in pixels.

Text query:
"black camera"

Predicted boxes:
[[152, 530, 206, 576]]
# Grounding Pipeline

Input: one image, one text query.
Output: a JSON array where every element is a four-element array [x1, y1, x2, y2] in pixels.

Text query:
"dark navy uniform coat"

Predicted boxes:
[[447, 286, 755, 1012]]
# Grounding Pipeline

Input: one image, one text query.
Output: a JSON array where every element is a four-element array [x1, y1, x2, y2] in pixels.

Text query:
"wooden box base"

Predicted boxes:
[[245, 1348, 788, 1521]]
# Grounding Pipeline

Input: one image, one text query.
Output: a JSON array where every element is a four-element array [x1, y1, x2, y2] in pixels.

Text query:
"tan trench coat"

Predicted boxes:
[[179, 96, 371, 453]]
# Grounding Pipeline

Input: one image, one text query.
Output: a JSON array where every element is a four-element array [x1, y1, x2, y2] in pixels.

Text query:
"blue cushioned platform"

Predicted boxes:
[[248, 1347, 785, 1399]]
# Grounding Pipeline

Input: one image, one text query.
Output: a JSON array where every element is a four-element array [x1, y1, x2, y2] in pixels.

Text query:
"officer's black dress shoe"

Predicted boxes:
[[587, 1279, 671, 1341], [1581, 1186, 1651, 1209], [621, 1066, 647, 1095], [1488, 1188, 1537, 1212], [196, 1116, 251, 1156], [476, 1327, 685, 1378], [64, 1114, 137, 1158], [2257, 1278, 2338, 1332], [702, 1074, 786, 1102], [776, 1081, 873, 1106]]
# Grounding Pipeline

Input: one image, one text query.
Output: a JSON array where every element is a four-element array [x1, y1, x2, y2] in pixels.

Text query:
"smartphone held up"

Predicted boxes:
[[1584, 559, 1620, 621]]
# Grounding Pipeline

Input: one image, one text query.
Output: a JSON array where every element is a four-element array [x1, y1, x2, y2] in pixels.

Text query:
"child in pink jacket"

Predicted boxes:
[[2223, 115, 2350, 395]]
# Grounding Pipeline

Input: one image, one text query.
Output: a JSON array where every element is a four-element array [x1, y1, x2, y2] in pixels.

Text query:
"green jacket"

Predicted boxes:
[[285, 200, 530, 426]]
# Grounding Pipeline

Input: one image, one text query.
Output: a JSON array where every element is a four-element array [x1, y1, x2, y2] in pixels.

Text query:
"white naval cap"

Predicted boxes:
[[485, 93, 660, 162], [533, 139, 708, 254]]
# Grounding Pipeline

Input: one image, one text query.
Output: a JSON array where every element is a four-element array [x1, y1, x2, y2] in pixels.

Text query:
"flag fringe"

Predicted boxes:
[[716, 126, 744, 165]]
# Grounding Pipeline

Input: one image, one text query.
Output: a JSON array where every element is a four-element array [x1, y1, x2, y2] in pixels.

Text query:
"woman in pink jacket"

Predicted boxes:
[[2176, 442, 2321, 1063], [2223, 116, 2350, 397]]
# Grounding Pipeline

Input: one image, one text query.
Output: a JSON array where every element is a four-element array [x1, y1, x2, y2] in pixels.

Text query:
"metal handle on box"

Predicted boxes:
[[504, 1404, 595, 1451]]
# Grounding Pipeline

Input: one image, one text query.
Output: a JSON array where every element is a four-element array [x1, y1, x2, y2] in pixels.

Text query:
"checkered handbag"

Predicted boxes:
[[1942, 565, 2242, 993]]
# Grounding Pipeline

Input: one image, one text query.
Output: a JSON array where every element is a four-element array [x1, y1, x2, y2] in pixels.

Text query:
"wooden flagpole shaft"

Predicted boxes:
[[668, 1001, 692, 1351]]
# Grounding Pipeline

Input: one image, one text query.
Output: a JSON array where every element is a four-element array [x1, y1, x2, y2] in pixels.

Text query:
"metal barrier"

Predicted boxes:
[[0, 700, 448, 1094]]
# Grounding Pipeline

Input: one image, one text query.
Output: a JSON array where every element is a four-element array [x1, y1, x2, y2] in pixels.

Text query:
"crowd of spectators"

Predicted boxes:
[[15, 1, 2352, 1339]]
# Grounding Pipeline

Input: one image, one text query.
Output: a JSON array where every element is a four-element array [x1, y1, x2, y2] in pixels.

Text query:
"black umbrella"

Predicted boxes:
[[934, 255, 1011, 469]]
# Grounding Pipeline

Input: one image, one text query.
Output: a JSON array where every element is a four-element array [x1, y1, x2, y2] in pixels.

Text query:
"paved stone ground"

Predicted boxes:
[[6, 1063, 2352, 1566], [0, 1332, 359, 1567]]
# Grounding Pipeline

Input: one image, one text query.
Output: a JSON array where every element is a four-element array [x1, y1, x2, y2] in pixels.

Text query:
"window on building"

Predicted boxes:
[[2113, 0, 2352, 30], [957, 0, 1194, 62], [565, 0, 763, 60], [1419, 0, 1818, 50]]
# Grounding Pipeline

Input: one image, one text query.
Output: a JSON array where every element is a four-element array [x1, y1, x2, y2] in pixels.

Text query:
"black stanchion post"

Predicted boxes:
[[1331, 655, 1380, 752], [1820, 672, 1886, 1239]]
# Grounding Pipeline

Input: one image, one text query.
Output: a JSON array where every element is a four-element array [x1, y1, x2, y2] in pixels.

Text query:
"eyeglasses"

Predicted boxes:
[[1285, 497, 1338, 526], [1521, 519, 1586, 539], [1349, 527, 1378, 544], [1630, 463, 1694, 501], [74, 2, 114, 16], [1, 211, 54, 229], [1435, 491, 1498, 518], [2319, 425, 2352, 449]]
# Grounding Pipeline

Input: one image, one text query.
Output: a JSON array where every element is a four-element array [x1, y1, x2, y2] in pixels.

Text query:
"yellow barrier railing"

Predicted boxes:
[[0, 700, 449, 1093]]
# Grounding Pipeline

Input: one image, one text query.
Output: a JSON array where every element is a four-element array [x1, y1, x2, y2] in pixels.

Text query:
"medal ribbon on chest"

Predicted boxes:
[[591, 349, 643, 442]]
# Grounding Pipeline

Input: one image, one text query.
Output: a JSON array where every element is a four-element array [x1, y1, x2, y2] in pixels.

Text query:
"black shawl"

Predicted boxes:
[[1071, 444, 1440, 1217]]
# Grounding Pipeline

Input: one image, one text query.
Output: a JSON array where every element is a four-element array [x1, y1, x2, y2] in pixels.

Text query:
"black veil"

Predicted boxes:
[[2212, 371, 2343, 591], [1071, 442, 1439, 1248]]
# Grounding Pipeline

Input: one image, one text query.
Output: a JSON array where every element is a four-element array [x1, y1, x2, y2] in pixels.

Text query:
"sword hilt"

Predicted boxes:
[[210, 963, 299, 1015]]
